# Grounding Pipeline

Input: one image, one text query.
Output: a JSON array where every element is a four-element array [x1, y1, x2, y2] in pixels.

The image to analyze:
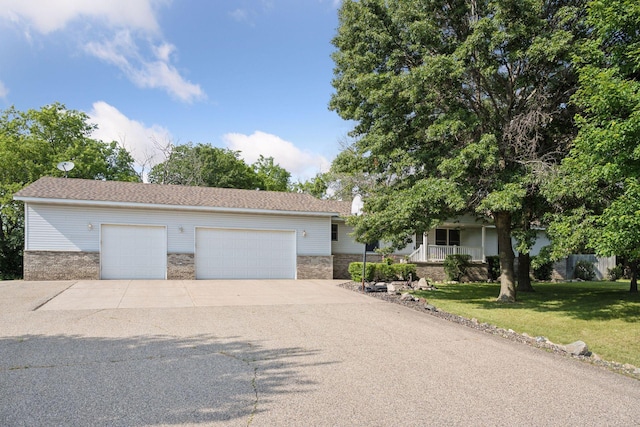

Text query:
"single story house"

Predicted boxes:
[[15, 177, 554, 281]]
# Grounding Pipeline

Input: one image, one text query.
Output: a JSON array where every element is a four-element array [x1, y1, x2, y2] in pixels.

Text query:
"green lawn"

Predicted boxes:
[[413, 281, 640, 367]]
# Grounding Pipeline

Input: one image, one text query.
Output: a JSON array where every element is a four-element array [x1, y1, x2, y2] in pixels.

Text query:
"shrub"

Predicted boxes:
[[348, 262, 375, 282], [532, 256, 553, 281], [486, 256, 500, 281], [574, 260, 596, 281], [607, 264, 624, 281], [443, 254, 472, 282], [391, 263, 417, 281], [348, 262, 417, 282]]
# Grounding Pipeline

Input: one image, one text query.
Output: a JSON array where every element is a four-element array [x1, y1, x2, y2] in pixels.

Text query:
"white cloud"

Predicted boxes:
[[0, 0, 161, 34], [0, 80, 8, 98], [229, 9, 250, 23], [88, 101, 172, 176], [85, 32, 205, 103], [1, 0, 205, 103], [223, 131, 330, 180]]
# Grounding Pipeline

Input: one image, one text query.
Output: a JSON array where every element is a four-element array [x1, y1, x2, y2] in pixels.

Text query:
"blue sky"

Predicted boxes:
[[0, 0, 350, 181]]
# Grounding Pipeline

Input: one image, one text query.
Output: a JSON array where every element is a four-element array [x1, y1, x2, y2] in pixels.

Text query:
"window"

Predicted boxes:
[[435, 229, 460, 246], [331, 224, 338, 241], [449, 229, 461, 246], [435, 229, 448, 246], [365, 241, 379, 252]]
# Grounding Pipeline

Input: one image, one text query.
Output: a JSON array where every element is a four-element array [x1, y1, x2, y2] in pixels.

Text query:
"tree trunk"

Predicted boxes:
[[630, 260, 638, 293], [494, 211, 517, 302], [517, 252, 535, 292]]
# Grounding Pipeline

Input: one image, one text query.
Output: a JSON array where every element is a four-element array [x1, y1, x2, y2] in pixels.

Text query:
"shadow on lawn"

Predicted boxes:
[[417, 282, 640, 322], [0, 333, 331, 426]]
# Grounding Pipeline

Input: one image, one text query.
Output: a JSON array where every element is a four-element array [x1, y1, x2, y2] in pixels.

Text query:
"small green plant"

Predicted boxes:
[[348, 262, 374, 282], [607, 264, 624, 281], [443, 254, 472, 282], [532, 256, 553, 281], [348, 262, 417, 282], [574, 260, 596, 281], [392, 263, 417, 281]]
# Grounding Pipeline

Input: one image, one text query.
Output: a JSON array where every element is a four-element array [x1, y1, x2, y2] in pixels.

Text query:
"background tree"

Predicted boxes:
[[253, 155, 291, 191], [291, 172, 330, 199], [330, 0, 585, 301], [545, 0, 640, 292], [148, 143, 263, 189], [0, 103, 139, 278]]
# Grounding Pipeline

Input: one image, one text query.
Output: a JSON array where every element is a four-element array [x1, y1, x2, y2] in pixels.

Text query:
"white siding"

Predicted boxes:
[[331, 222, 363, 254], [512, 230, 551, 256], [26, 203, 331, 256], [484, 228, 498, 256]]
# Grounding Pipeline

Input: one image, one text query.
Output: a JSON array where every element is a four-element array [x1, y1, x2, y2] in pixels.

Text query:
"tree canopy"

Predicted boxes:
[[330, 0, 586, 301], [545, 0, 640, 292], [0, 103, 139, 278], [148, 143, 293, 191], [253, 155, 291, 191]]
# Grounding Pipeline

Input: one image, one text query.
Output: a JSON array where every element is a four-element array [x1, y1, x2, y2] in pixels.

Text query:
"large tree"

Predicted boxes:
[[148, 143, 263, 189], [0, 103, 139, 278], [253, 155, 291, 191], [330, 0, 585, 301], [545, 0, 640, 292]]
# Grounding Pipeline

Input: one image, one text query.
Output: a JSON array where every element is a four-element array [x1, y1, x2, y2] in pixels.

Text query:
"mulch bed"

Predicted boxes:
[[337, 280, 640, 381]]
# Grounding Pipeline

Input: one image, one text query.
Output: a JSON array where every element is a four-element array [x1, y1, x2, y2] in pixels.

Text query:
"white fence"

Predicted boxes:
[[409, 245, 483, 262]]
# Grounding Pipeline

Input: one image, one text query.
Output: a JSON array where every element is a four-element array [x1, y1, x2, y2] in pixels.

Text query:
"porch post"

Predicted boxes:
[[481, 226, 486, 262], [423, 232, 428, 261]]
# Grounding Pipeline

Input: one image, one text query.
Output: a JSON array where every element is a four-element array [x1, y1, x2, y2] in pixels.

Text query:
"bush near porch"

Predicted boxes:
[[348, 262, 416, 282]]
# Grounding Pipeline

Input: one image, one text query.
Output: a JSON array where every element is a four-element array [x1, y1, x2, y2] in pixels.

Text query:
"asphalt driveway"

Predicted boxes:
[[1, 280, 639, 426]]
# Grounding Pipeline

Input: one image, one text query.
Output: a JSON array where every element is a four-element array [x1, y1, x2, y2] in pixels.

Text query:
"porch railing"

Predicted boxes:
[[408, 244, 484, 262]]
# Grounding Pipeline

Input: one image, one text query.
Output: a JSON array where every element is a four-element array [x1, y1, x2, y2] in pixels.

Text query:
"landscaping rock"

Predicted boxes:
[[416, 277, 429, 289], [424, 303, 437, 312], [400, 293, 417, 302], [387, 282, 408, 294], [365, 283, 387, 293], [565, 340, 590, 356]]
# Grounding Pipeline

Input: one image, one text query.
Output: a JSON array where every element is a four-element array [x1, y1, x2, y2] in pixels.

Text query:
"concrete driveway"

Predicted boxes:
[[36, 279, 363, 310], [1, 280, 639, 426]]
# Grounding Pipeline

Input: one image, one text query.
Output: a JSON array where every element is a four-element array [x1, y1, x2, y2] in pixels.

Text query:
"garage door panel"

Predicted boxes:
[[196, 228, 296, 279], [101, 224, 166, 280]]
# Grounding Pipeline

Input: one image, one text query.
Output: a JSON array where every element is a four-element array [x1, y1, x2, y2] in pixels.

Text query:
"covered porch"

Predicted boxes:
[[407, 220, 492, 263]]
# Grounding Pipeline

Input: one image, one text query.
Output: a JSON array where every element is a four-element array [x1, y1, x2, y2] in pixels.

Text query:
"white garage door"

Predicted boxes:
[[101, 224, 167, 279], [196, 228, 296, 279]]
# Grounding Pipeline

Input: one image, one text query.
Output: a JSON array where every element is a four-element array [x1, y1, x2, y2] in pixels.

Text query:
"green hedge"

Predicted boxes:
[[348, 262, 417, 282], [532, 256, 554, 281], [443, 254, 472, 282]]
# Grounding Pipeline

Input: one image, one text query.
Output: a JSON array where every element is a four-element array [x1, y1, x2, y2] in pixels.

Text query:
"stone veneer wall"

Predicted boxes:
[[24, 250, 100, 280], [415, 262, 488, 282], [332, 253, 383, 279], [167, 253, 195, 280], [297, 256, 334, 280]]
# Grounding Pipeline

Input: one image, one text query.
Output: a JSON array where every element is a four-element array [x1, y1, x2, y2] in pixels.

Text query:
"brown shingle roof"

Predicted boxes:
[[15, 177, 352, 216]]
